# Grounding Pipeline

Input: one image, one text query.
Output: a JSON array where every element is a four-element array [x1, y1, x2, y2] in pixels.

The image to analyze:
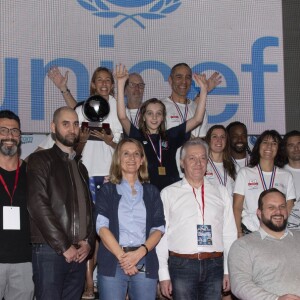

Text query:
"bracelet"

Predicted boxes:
[[61, 88, 70, 94], [140, 244, 149, 256]]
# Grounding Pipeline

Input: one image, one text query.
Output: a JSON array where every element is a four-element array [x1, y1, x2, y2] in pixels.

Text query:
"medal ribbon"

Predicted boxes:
[[0, 160, 20, 205], [129, 108, 140, 128], [192, 184, 205, 224], [146, 133, 162, 166], [208, 157, 227, 186], [170, 97, 188, 123], [257, 164, 276, 190]]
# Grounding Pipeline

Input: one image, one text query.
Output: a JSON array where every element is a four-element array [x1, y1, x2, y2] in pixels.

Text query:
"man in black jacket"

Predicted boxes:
[[27, 106, 95, 300]]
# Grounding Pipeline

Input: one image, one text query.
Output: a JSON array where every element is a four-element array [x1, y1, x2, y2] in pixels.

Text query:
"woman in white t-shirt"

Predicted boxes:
[[233, 130, 296, 238], [205, 125, 236, 200]]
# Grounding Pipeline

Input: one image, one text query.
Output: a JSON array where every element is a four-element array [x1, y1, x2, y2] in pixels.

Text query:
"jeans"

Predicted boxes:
[[32, 244, 86, 300], [98, 263, 157, 300], [169, 256, 224, 300]]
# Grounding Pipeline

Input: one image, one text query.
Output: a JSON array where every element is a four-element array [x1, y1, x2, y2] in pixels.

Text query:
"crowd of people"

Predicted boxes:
[[0, 62, 300, 300]]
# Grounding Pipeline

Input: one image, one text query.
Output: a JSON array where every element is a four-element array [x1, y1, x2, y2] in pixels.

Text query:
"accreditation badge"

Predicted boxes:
[[3, 206, 20, 230], [197, 225, 212, 246]]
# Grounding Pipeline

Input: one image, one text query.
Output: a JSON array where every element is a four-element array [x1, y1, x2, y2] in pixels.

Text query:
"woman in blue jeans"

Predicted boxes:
[[95, 138, 165, 300]]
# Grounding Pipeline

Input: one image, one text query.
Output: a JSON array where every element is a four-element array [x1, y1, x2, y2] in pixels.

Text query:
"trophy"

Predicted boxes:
[[81, 95, 110, 140]]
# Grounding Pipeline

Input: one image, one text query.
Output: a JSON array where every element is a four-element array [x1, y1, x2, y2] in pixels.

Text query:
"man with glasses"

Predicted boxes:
[[229, 188, 300, 299], [124, 73, 145, 128], [0, 110, 34, 300]]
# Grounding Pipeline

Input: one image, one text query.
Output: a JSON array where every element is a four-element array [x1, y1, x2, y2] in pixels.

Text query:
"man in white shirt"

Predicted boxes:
[[283, 130, 300, 230], [229, 188, 300, 300], [156, 138, 237, 300], [124, 73, 145, 127], [162, 63, 221, 178], [226, 121, 250, 171]]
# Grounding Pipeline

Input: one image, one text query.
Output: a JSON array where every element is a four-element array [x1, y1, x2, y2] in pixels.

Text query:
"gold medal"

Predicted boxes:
[[158, 166, 166, 176]]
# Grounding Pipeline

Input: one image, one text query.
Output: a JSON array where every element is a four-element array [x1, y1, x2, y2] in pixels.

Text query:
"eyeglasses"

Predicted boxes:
[[0, 127, 21, 137], [128, 82, 145, 89]]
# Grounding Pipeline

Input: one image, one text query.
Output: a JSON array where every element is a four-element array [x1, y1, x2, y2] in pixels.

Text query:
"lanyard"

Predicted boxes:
[[129, 108, 140, 128], [0, 160, 20, 205], [146, 133, 162, 166], [257, 164, 276, 190], [208, 157, 227, 186], [170, 97, 188, 123], [192, 184, 205, 224]]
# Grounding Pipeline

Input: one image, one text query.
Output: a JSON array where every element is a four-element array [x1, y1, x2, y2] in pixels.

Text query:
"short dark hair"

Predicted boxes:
[[0, 110, 21, 128], [226, 121, 248, 135], [249, 130, 284, 168], [282, 130, 300, 163], [258, 188, 286, 210], [170, 63, 192, 77]]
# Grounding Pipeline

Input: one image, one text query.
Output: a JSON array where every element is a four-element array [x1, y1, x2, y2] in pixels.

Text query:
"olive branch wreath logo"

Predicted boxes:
[[77, 0, 182, 29]]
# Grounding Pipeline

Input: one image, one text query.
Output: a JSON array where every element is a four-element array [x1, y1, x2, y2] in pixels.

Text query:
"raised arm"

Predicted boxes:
[[185, 74, 208, 133], [115, 64, 131, 135], [47, 66, 77, 109], [194, 71, 222, 103]]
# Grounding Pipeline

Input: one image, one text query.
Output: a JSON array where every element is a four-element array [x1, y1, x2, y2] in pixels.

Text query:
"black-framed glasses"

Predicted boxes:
[[128, 82, 145, 89], [0, 127, 21, 137]]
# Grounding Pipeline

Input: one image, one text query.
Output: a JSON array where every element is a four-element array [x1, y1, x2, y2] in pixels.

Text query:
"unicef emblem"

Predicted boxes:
[[77, 0, 182, 28]]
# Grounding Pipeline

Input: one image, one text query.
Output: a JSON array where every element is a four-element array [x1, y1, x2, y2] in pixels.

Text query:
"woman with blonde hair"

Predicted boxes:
[[95, 138, 165, 300]]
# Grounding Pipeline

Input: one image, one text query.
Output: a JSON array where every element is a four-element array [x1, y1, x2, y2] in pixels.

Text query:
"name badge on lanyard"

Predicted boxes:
[[193, 185, 213, 246], [3, 206, 20, 230]]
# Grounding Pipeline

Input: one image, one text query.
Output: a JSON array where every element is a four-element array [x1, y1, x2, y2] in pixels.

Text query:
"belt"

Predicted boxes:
[[169, 251, 223, 260], [122, 246, 140, 253]]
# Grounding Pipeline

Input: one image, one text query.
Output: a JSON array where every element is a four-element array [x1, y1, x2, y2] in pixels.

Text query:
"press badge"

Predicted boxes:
[[197, 225, 212, 246], [3, 206, 20, 230]]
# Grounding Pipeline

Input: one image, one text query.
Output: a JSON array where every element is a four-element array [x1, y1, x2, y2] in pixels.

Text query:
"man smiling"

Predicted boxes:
[[229, 188, 300, 300]]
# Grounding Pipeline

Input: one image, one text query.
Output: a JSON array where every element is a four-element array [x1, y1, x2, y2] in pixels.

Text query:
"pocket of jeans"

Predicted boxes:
[[211, 256, 223, 268]]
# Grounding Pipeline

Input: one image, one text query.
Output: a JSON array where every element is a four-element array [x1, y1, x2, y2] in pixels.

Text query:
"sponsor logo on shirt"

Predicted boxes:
[[248, 180, 258, 189]]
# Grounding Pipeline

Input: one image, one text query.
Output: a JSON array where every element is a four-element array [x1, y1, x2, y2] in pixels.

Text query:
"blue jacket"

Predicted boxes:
[[95, 182, 165, 279]]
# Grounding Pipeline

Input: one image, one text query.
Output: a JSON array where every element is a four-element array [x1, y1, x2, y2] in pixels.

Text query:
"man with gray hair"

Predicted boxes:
[[156, 138, 237, 300]]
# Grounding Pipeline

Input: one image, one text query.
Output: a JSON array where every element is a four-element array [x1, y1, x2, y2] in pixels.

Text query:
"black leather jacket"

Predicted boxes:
[[27, 144, 95, 255]]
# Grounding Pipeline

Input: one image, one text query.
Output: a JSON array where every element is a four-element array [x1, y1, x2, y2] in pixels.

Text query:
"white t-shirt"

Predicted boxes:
[[76, 95, 123, 177], [285, 164, 300, 230], [162, 97, 207, 137], [126, 108, 140, 128], [205, 160, 235, 201], [162, 97, 208, 178], [234, 166, 296, 232]]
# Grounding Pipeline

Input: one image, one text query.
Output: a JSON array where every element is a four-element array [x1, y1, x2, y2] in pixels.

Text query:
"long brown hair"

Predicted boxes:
[[205, 124, 236, 180], [138, 98, 167, 140], [109, 138, 149, 184]]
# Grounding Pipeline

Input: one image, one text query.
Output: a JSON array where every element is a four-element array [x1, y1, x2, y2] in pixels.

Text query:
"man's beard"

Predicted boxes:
[[261, 214, 288, 232], [55, 129, 79, 147], [231, 143, 247, 154], [0, 139, 19, 156]]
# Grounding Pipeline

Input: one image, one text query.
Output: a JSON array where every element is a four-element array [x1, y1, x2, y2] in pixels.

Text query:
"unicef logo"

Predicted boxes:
[[77, 0, 182, 28]]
